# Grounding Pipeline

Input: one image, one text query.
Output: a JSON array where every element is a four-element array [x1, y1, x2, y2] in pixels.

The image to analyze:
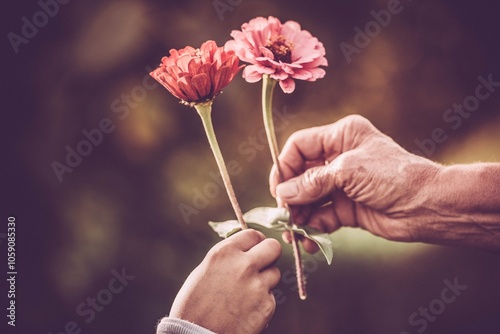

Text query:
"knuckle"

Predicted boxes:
[[285, 126, 320, 147], [206, 239, 236, 261], [288, 129, 306, 143], [344, 114, 370, 128], [271, 266, 281, 284], [301, 166, 335, 198], [263, 296, 276, 316], [240, 256, 255, 272], [206, 243, 227, 260], [301, 167, 325, 196], [205, 248, 223, 264], [331, 154, 358, 189], [342, 114, 379, 139]]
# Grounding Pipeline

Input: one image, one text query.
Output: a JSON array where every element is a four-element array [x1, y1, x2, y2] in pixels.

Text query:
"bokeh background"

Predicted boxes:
[[2, 0, 500, 333]]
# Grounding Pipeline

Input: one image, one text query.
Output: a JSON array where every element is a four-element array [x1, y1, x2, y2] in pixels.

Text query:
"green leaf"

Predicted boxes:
[[286, 225, 335, 266], [209, 206, 334, 265], [209, 206, 290, 236]]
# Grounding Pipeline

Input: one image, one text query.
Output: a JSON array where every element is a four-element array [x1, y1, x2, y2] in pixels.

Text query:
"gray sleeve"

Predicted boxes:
[[156, 317, 217, 334]]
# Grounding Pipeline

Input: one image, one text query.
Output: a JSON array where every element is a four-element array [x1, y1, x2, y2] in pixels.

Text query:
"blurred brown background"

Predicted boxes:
[[2, 0, 500, 333]]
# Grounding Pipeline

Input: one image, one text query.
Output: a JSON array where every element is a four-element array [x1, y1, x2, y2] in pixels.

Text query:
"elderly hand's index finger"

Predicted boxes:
[[270, 125, 333, 194], [272, 115, 379, 188]]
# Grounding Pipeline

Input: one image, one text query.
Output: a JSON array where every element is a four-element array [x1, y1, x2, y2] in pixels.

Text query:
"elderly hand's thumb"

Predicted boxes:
[[276, 165, 336, 205]]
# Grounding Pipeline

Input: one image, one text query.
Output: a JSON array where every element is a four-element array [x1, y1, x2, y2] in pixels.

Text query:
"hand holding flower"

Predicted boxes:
[[226, 16, 329, 299]]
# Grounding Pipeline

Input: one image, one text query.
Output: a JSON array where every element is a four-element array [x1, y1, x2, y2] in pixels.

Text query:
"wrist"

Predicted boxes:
[[157, 317, 216, 334], [416, 163, 500, 250]]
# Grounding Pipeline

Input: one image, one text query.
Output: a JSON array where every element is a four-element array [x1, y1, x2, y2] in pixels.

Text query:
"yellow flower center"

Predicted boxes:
[[192, 49, 204, 58], [266, 36, 293, 63]]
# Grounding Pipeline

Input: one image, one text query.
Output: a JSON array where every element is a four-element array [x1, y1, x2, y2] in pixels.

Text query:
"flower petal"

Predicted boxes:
[[290, 69, 313, 80], [270, 70, 288, 81], [188, 58, 201, 75], [201, 40, 217, 58], [191, 73, 210, 100], [177, 76, 200, 102], [150, 40, 240, 104], [226, 16, 327, 88], [283, 20, 302, 32], [259, 46, 275, 60], [242, 65, 265, 83], [304, 68, 326, 81], [279, 77, 296, 93], [176, 55, 191, 72], [213, 66, 231, 94]]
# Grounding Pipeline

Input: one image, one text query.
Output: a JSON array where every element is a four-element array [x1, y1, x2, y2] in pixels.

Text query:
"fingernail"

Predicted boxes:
[[276, 181, 298, 198]]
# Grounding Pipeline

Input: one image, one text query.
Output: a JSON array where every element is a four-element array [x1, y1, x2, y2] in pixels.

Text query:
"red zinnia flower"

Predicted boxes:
[[150, 40, 243, 106], [225, 16, 328, 93]]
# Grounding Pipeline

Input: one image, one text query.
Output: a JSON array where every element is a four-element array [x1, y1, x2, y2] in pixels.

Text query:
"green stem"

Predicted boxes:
[[195, 102, 247, 230], [262, 75, 307, 300], [262, 75, 281, 180]]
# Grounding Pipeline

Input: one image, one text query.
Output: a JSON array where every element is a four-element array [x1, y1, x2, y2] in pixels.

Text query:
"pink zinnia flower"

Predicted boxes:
[[225, 16, 328, 93], [150, 40, 242, 106]]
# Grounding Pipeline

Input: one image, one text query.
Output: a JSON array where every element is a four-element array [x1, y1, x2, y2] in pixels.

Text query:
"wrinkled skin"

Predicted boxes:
[[271, 115, 500, 252]]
